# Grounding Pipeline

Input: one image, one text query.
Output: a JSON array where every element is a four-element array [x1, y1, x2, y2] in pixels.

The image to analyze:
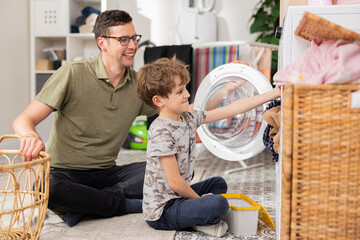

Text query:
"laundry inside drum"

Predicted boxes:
[[201, 77, 263, 147]]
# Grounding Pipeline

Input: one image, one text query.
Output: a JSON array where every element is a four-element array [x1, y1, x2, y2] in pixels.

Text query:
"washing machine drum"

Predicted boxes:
[[194, 63, 273, 161]]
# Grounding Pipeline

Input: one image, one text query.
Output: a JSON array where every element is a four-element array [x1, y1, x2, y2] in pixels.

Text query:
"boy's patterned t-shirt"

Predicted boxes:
[[143, 110, 206, 221]]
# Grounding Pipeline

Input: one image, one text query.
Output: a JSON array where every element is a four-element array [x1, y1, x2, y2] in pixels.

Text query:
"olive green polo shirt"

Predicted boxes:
[[36, 55, 157, 170]]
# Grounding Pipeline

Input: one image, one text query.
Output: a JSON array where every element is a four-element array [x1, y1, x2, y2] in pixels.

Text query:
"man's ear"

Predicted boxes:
[[152, 95, 163, 108], [97, 37, 107, 52]]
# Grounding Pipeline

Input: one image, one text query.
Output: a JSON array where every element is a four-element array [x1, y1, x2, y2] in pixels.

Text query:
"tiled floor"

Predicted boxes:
[[0, 144, 277, 240]]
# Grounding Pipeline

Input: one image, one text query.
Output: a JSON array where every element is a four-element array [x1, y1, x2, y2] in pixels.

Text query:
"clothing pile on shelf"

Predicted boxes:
[[71, 6, 100, 34]]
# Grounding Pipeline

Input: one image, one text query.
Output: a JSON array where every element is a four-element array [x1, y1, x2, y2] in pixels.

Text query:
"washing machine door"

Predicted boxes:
[[194, 63, 273, 161]]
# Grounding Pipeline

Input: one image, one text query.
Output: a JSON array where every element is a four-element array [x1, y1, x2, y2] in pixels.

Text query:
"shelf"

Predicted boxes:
[[30, 0, 106, 141], [35, 70, 56, 74], [34, 35, 67, 38], [72, 0, 101, 3], [69, 33, 95, 38]]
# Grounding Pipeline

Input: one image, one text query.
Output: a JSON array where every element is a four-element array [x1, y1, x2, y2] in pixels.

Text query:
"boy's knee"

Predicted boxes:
[[217, 195, 229, 214], [211, 176, 228, 193], [208, 195, 229, 218], [217, 177, 227, 189]]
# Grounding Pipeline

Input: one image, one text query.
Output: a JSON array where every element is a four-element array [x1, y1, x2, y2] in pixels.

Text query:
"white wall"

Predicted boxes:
[[0, 0, 259, 148], [107, 0, 259, 70], [0, 1, 29, 149], [108, 0, 258, 45]]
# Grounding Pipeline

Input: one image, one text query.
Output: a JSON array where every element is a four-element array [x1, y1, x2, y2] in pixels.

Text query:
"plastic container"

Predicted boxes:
[[222, 193, 275, 236]]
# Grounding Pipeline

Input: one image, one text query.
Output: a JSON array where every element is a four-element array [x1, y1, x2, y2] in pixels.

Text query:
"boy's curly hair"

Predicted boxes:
[[137, 57, 190, 109]]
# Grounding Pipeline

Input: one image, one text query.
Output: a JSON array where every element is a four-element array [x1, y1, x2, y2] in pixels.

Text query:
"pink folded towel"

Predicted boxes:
[[274, 38, 360, 86]]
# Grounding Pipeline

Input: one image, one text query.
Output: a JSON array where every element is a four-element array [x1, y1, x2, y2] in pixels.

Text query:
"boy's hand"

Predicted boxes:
[[224, 79, 246, 93], [272, 86, 281, 98]]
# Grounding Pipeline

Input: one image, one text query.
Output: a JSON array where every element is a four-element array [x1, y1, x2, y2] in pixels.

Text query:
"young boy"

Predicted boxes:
[[137, 57, 281, 237]]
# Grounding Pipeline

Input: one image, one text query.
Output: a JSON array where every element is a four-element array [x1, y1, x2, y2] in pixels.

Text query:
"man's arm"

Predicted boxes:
[[13, 100, 54, 162], [204, 87, 281, 124], [160, 154, 200, 199]]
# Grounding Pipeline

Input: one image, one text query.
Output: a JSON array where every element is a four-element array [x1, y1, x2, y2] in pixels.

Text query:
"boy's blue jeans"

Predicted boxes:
[[146, 176, 229, 230]]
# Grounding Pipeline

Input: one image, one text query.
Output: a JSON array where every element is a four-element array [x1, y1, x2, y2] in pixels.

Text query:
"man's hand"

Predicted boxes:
[[20, 135, 45, 162], [12, 100, 53, 162], [232, 60, 253, 67]]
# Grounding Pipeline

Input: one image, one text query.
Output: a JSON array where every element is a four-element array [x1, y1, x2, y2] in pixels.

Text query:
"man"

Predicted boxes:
[[13, 10, 157, 227]]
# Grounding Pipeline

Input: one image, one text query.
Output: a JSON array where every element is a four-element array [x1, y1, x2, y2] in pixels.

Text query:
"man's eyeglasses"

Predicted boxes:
[[101, 35, 142, 46]]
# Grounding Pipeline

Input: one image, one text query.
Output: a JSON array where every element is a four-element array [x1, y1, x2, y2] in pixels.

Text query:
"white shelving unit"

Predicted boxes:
[[30, 0, 107, 142]]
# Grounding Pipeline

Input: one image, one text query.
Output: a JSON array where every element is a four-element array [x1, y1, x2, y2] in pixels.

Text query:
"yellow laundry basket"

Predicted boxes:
[[0, 134, 51, 240], [221, 193, 275, 236]]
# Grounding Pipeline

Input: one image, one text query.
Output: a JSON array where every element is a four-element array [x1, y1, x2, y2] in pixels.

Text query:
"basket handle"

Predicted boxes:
[[0, 134, 48, 159], [0, 134, 22, 143], [0, 134, 22, 155]]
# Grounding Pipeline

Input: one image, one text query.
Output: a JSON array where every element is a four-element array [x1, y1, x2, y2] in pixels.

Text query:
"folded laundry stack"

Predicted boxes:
[[79, 13, 98, 33], [71, 6, 100, 34]]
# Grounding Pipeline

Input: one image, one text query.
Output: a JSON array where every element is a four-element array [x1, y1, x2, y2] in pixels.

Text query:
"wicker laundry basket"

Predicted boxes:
[[294, 11, 360, 41], [281, 84, 360, 240], [0, 134, 51, 240]]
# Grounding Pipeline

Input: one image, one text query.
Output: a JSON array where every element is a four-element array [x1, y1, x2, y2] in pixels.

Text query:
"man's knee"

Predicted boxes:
[[48, 172, 71, 201]]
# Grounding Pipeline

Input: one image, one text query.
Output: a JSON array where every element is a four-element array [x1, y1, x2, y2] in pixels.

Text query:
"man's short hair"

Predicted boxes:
[[137, 57, 190, 109], [94, 10, 132, 40]]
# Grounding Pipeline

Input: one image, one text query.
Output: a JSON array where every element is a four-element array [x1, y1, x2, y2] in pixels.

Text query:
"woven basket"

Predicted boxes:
[[281, 84, 360, 240], [0, 135, 51, 240], [294, 11, 360, 41]]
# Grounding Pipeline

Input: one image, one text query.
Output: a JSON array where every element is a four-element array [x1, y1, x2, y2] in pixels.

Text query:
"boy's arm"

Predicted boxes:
[[204, 79, 247, 111], [204, 87, 280, 124], [160, 155, 200, 199]]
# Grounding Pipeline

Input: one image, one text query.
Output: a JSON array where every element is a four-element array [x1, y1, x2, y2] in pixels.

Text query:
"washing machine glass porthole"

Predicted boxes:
[[194, 63, 273, 161], [200, 77, 262, 148]]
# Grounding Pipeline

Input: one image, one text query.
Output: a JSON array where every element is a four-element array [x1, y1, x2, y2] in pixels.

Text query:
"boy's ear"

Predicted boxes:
[[152, 95, 163, 107]]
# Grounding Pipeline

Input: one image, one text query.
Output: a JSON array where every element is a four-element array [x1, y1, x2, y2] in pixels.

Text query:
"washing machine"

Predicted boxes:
[[193, 63, 273, 165]]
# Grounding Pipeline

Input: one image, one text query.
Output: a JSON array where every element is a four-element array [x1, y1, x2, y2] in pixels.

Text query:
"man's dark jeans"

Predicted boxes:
[[48, 161, 146, 217]]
